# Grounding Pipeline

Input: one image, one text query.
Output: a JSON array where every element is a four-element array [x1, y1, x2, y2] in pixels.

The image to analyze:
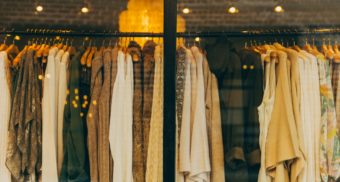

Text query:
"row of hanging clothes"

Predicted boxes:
[[0, 34, 164, 182], [177, 36, 340, 182]]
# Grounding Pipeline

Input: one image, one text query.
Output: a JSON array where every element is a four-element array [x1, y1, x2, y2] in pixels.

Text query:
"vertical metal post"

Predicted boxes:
[[163, 0, 177, 181]]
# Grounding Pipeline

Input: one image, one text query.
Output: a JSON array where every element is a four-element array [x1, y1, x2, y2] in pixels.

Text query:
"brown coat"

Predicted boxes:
[[87, 50, 104, 182], [129, 41, 145, 182], [142, 40, 156, 167], [96, 47, 118, 182]]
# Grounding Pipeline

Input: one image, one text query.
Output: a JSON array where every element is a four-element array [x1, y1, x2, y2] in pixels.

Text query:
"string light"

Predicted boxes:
[[274, 5, 284, 13], [182, 8, 190, 14], [195, 37, 200, 42], [36, 5, 43, 12], [227, 6, 239, 14]]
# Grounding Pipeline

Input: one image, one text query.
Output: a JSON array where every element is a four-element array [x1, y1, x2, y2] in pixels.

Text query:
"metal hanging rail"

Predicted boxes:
[[2, 27, 340, 38]]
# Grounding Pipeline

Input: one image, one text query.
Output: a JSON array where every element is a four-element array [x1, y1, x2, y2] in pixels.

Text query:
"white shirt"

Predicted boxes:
[[179, 48, 192, 176], [57, 51, 69, 175], [188, 46, 211, 182], [0, 51, 11, 182], [109, 51, 134, 182], [42, 47, 59, 182], [300, 51, 320, 182]]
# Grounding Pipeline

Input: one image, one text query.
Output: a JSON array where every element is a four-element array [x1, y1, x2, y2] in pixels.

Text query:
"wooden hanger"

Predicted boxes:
[[334, 40, 339, 53], [311, 37, 320, 54], [62, 38, 69, 52], [289, 38, 301, 52], [304, 38, 314, 53], [321, 38, 333, 59], [6, 40, 20, 59], [81, 39, 92, 65], [67, 39, 76, 57], [13, 43, 29, 66], [332, 40, 340, 63], [0, 36, 9, 51], [86, 46, 97, 68], [327, 38, 335, 55]]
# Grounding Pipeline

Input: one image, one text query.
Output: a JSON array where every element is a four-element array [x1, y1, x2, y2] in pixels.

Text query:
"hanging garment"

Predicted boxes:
[[296, 52, 311, 182], [209, 73, 225, 182], [310, 54, 322, 182], [237, 49, 263, 181], [258, 51, 275, 182], [0, 51, 12, 182], [97, 47, 115, 182], [203, 54, 225, 182], [146, 45, 164, 182], [177, 47, 191, 182], [60, 48, 90, 181], [299, 51, 319, 182], [189, 48, 198, 180], [142, 40, 156, 163], [128, 41, 146, 182], [327, 59, 340, 180], [41, 47, 59, 182], [315, 55, 337, 182], [6, 48, 42, 181], [284, 48, 306, 182], [87, 50, 104, 182], [176, 47, 186, 145], [109, 46, 119, 182], [57, 51, 70, 175], [265, 50, 304, 182], [272, 45, 306, 182], [205, 39, 248, 181], [176, 47, 186, 182], [187, 46, 211, 181], [109, 51, 134, 182]]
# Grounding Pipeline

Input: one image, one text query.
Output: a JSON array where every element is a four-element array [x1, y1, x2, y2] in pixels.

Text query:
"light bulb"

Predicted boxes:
[[36, 5, 43, 12], [274, 5, 284, 13], [14, 35, 20, 41], [195, 37, 200, 42], [228, 6, 239, 14], [182, 8, 190, 14], [81, 6, 89, 13]]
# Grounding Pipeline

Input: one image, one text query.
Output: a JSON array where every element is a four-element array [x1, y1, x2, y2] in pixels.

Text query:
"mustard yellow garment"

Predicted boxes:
[[265, 50, 304, 182]]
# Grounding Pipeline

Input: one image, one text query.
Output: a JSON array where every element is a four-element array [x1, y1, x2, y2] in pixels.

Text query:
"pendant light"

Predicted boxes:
[[227, 6, 239, 14], [182, 8, 190, 14], [274, 0, 284, 13], [81, 0, 90, 14], [227, 0, 239, 14], [35, 0, 43, 12]]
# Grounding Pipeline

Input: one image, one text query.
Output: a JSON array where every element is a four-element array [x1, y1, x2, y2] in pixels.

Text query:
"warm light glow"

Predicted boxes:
[[228, 6, 239, 14], [195, 37, 200, 42], [36, 5, 43, 12], [182, 8, 190, 14], [81, 6, 89, 13], [274, 5, 284, 13], [119, 0, 186, 45], [14, 35, 20, 41]]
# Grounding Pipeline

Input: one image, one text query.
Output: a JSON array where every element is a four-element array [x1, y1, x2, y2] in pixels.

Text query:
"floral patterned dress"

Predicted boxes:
[[317, 55, 339, 182]]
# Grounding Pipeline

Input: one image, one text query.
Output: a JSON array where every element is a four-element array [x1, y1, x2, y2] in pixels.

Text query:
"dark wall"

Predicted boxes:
[[0, 0, 127, 31]]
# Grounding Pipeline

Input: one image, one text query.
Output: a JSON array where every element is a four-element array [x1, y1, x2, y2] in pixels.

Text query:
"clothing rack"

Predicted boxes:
[[3, 25, 340, 182], [2, 27, 340, 38]]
